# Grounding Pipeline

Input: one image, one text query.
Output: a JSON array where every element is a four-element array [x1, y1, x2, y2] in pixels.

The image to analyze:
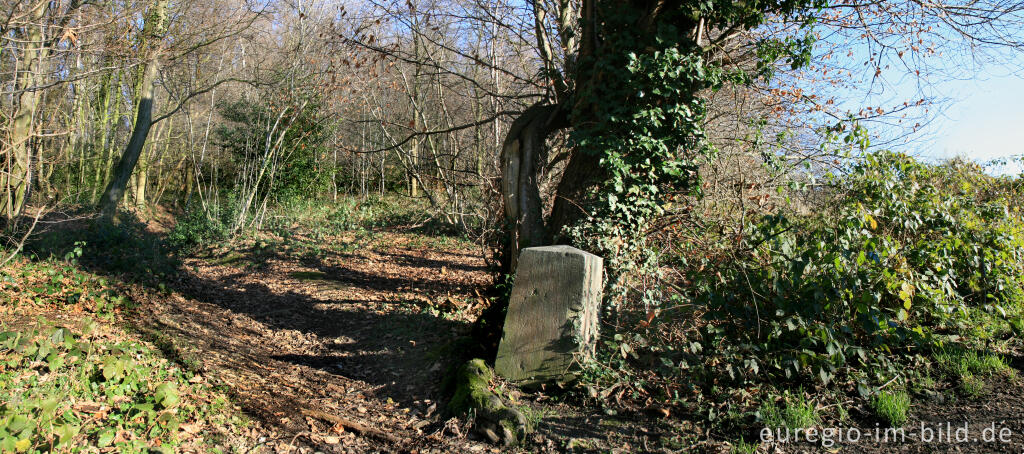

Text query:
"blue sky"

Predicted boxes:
[[927, 73, 1024, 166], [804, 15, 1024, 175], [827, 56, 1024, 175]]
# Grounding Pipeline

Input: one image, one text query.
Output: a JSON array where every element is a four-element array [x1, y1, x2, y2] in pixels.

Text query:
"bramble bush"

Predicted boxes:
[[583, 150, 1024, 420], [165, 197, 239, 250], [697, 152, 1024, 384]]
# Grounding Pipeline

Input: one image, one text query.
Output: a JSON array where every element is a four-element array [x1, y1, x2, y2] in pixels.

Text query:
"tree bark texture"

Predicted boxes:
[[2, 0, 49, 220], [98, 0, 169, 219], [499, 102, 567, 270]]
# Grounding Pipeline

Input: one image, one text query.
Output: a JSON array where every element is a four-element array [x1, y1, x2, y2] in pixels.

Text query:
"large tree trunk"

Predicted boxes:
[[497, 0, 605, 272], [98, 56, 159, 218], [3, 0, 49, 221], [499, 102, 566, 270], [97, 0, 168, 219], [547, 148, 606, 241]]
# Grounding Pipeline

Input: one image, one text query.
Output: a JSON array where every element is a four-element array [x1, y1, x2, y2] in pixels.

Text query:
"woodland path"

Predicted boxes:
[[11, 214, 1024, 452], [122, 227, 655, 453], [133, 231, 498, 453], [139, 223, 1024, 454]]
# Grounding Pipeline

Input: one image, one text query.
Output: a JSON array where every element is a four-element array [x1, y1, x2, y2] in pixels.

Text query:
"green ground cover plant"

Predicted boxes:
[[871, 391, 910, 427], [0, 321, 248, 452]]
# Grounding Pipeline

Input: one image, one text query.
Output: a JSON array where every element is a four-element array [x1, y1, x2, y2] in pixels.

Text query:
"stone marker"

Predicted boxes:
[[495, 245, 603, 385]]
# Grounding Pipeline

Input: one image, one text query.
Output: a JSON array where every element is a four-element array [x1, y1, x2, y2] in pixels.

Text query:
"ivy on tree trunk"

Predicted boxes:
[[499, 0, 822, 272]]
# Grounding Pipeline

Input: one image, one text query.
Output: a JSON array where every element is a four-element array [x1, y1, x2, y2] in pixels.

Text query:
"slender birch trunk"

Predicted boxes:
[[98, 0, 169, 219]]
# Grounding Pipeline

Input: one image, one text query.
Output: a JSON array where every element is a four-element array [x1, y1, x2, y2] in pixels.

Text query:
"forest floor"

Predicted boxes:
[[131, 228, 663, 453], [4, 210, 663, 453], [4, 208, 1024, 453]]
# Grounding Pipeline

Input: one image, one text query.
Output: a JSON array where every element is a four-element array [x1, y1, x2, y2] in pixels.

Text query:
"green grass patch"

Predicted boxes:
[[731, 437, 759, 454], [759, 392, 819, 429], [210, 250, 248, 266], [518, 405, 554, 428], [871, 391, 910, 427], [933, 348, 1011, 397], [961, 374, 986, 398], [908, 368, 939, 395]]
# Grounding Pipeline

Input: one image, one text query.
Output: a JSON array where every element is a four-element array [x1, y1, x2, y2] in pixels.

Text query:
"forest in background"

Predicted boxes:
[[2, 0, 1010, 234], [3, 0, 1024, 452]]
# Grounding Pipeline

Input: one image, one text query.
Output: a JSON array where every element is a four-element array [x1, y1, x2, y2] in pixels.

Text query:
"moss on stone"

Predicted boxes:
[[445, 359, 531, 446], [447, 359, 501, 415]]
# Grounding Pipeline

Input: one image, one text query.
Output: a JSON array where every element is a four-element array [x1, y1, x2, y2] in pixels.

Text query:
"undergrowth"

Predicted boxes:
[[579, 149, 1024, 436], [24, 211, 177, 285], [0, 254, 132, 316], [0, 250, 252, 452], [759, 392, 819, 430], [168, 194, 467, 251]]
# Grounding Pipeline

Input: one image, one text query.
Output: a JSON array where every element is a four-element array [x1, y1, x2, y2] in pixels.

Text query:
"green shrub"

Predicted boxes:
[[166, 201, 234, 250], [688, 151, 1024, 387], [214, 95, 333, 200]]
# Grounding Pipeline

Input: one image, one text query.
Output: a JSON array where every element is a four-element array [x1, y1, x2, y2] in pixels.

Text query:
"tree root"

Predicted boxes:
[[446, 359, 530, 447]]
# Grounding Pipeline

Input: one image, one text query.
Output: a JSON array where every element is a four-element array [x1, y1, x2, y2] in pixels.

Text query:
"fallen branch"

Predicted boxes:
[[299, 408, 402, 444], [0, 205, 45, 267]]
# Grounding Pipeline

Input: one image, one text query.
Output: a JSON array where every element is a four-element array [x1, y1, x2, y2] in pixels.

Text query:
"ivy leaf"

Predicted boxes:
[[102, 356, 119, 381], [54, 424, 80, 447], [97, 428, 116, 447]]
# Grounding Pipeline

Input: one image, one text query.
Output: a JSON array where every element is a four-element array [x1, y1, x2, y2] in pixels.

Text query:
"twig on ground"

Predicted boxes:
[[300, 408, 402, 444]]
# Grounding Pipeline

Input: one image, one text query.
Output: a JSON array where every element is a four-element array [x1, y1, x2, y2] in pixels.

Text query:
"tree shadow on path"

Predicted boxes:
[[23, 212, 492, 452]]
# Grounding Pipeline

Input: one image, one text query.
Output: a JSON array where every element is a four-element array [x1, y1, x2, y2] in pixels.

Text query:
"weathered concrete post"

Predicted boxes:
[[495, 245, 603, 385]]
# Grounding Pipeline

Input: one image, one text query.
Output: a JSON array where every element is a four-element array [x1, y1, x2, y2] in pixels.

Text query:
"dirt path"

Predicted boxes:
[[132, 232, 498, 453], [126, 234, 1024, 454]]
